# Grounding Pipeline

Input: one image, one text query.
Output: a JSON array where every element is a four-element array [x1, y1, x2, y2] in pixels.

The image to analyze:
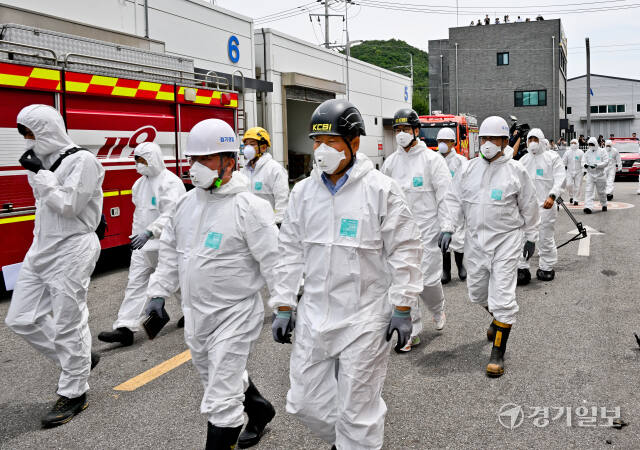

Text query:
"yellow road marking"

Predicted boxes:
[[113, 350, 192, 391]]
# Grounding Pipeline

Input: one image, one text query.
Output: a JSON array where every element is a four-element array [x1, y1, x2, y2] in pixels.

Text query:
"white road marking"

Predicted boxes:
[[567, 225, 604, 257]]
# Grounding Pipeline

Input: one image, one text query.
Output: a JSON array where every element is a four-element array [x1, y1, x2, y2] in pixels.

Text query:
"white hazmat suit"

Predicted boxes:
[[381, 140, 452, 336], [240, 152, 289, 224], [517, 129, 566, 273], [6, 105, 104, 398], [445, 149, 539, 324], [562, 140, 584, 202], [271, 153, 423, 449], [604, 140, 622, 196], [582, 137, 609, 210], [147, 170, 279, 428], [112, 142, 186, 331], [443, 149, 468, 253]]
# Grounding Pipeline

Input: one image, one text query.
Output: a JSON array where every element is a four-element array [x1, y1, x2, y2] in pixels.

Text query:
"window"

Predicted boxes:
[[560, 92, 564, 108], [497, 52, 509, 65], [591, 105, 598, 113], [637, 104, 640, 112], [567, 106, 572, 114], [598, 105, 606, 113], [559, 51, 567, 73], [514, 90, 547, 107], [607, 105, 616, 113], [616, 104, 625, 113]]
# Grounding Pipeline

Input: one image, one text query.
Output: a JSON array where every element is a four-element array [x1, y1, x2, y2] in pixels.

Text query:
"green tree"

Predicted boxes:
[[346, 39, 429, 114]]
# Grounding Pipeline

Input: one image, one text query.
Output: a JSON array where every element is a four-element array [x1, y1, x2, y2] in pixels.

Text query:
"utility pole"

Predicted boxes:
[[409, 52, 413, 81], [586, 37, 591, 137], [324, 0, 330, 48]]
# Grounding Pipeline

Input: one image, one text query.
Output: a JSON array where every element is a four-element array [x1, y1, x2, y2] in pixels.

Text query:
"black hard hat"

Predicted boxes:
[[392, 108, 421, 129], [309, 99, 366, 139]]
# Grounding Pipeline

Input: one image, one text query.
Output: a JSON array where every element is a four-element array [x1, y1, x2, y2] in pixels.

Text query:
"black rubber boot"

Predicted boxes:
[[98, 327, 134, 346], [536, 268, 555, 282], [573, 201, 579, 206], [91, 351, 100, 370], [569, 197, 573, 204], [602, 206, 607, 212], [483, 306, 495, 342], [486, 319, 512, 378], [607, 194, 613, 201], [206, 423, 242, 450], [177, 316, 185, 328], [517, 268, 531, 286], [441, 252, 452, 285], [41, 393, 88, 428], [454, 252, 467, 281], [238, 378, 276, 448], [584, 208, 592, 214]]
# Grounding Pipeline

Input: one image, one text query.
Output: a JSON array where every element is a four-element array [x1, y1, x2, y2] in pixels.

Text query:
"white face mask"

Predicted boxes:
[[395, 131, 414, 148], [480, 141, 502, 160], [314, 143, 346, 174], [570, 143, 578, 150], [136, 163, 153, 177], [24, 139, 36, 151], [438, 142, 450, 154], [243, 145, 256, 162], [189, 161, 219, 189], [528, 142, 542, 155]]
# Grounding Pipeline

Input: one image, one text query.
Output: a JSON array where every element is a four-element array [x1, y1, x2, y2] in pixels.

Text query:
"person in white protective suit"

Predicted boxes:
[[562, 139, 584, 205], [442, 116, 540, 377], [516, 128, 566, 284], [270, 99, 423, 449], [435, 127, 468, 284], [240, 127, 290, 226], [381, 108, 452, 353], [97, 142, 185, 347], [582, 136, 609, 214], [6, 104, 104, 427], [145, 119, 279, 449], [604, 139, 622, 200]]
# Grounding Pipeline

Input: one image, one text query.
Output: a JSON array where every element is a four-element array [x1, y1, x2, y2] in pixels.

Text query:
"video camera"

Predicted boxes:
[[509, 115, 530, 160]]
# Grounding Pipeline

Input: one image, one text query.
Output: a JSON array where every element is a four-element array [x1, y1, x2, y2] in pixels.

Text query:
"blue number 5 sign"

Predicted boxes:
[[228, 36, 240, 63]]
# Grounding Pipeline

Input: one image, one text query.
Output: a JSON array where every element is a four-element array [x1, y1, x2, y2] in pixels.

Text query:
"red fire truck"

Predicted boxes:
[[0, 27, 243, 285], [418, 113, 479, 159]]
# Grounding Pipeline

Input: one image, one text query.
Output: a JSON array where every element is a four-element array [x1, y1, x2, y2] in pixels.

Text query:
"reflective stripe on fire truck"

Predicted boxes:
[[65, 72, 175, 101], [177, 86, 238, 107], [0, 215, 36, 225], [0, 62, 61, 91]]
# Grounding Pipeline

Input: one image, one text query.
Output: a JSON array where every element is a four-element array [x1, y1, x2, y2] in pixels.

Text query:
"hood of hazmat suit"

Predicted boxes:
[[381, 140, 453, 286], [240, 153, 290, 224], [6, 104, 105, 399], [131, 142, 186, 250], [563, 140, 584, 175], [583, 137, 609, 178], [519, 137, 566, 204], [146, 170, 279, 427]]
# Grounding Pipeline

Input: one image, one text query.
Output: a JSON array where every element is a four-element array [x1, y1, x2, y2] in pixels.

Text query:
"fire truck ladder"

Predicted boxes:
[[232, 70, 246, 136]]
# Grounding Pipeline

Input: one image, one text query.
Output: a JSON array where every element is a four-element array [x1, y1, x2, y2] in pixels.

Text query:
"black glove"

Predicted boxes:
[[386, 308, 412, 352], [438, 232, 452, 253], [523, 241, 536, 260], [583, 164, 589, 169], [145, 297, 169, 319], [19, 149, 43, 174], [590, 165, 596, 169], [131, 230, 152, 250], [272, 310, 295, 344]]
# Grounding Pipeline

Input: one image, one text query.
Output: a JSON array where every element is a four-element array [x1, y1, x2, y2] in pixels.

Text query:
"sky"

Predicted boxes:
[[215, 0, 640, 80]]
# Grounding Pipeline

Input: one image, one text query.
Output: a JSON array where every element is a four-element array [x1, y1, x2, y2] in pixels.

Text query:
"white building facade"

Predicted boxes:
[[567, 74, 640, 138]]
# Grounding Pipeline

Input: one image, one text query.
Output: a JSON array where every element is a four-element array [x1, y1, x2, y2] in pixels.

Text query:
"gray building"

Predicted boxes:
[[567, 74, 640, 139], [429, 19, 568, 141]]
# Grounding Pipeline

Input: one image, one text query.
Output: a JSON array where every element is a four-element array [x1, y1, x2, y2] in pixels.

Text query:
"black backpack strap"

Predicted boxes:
[[50, 147, 90, 172]]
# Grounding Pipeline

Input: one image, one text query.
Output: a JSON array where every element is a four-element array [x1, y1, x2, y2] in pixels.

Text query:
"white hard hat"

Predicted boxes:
[[605, 139, 613, 147], [479, 116, 509, 137], [436, 127, 456, 141], [527, 128, 545, 141], [186, 119, 239, 156]]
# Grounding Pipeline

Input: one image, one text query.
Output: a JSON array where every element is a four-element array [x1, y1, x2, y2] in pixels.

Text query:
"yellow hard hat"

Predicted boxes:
[[243, 127, 271, 148]]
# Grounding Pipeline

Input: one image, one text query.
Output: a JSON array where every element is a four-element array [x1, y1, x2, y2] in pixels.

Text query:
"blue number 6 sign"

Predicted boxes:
[[404, 86, 409, 101], [228, 35, 240, 63]]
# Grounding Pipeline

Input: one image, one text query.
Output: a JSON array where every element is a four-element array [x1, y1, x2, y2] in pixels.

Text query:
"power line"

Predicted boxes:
[[254, 2, 316, 22]]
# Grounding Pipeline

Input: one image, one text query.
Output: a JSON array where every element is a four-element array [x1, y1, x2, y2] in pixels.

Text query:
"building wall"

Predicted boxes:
[[1, 0, 258, 127], [430, 20, 567, 140], [567, 75, 640, 138], [428, 39, 451, 114], [255, 28, 412, 169]]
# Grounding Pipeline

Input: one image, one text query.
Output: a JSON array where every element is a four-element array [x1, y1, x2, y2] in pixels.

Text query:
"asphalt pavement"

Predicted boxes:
[[1, 180, 639, 449]]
